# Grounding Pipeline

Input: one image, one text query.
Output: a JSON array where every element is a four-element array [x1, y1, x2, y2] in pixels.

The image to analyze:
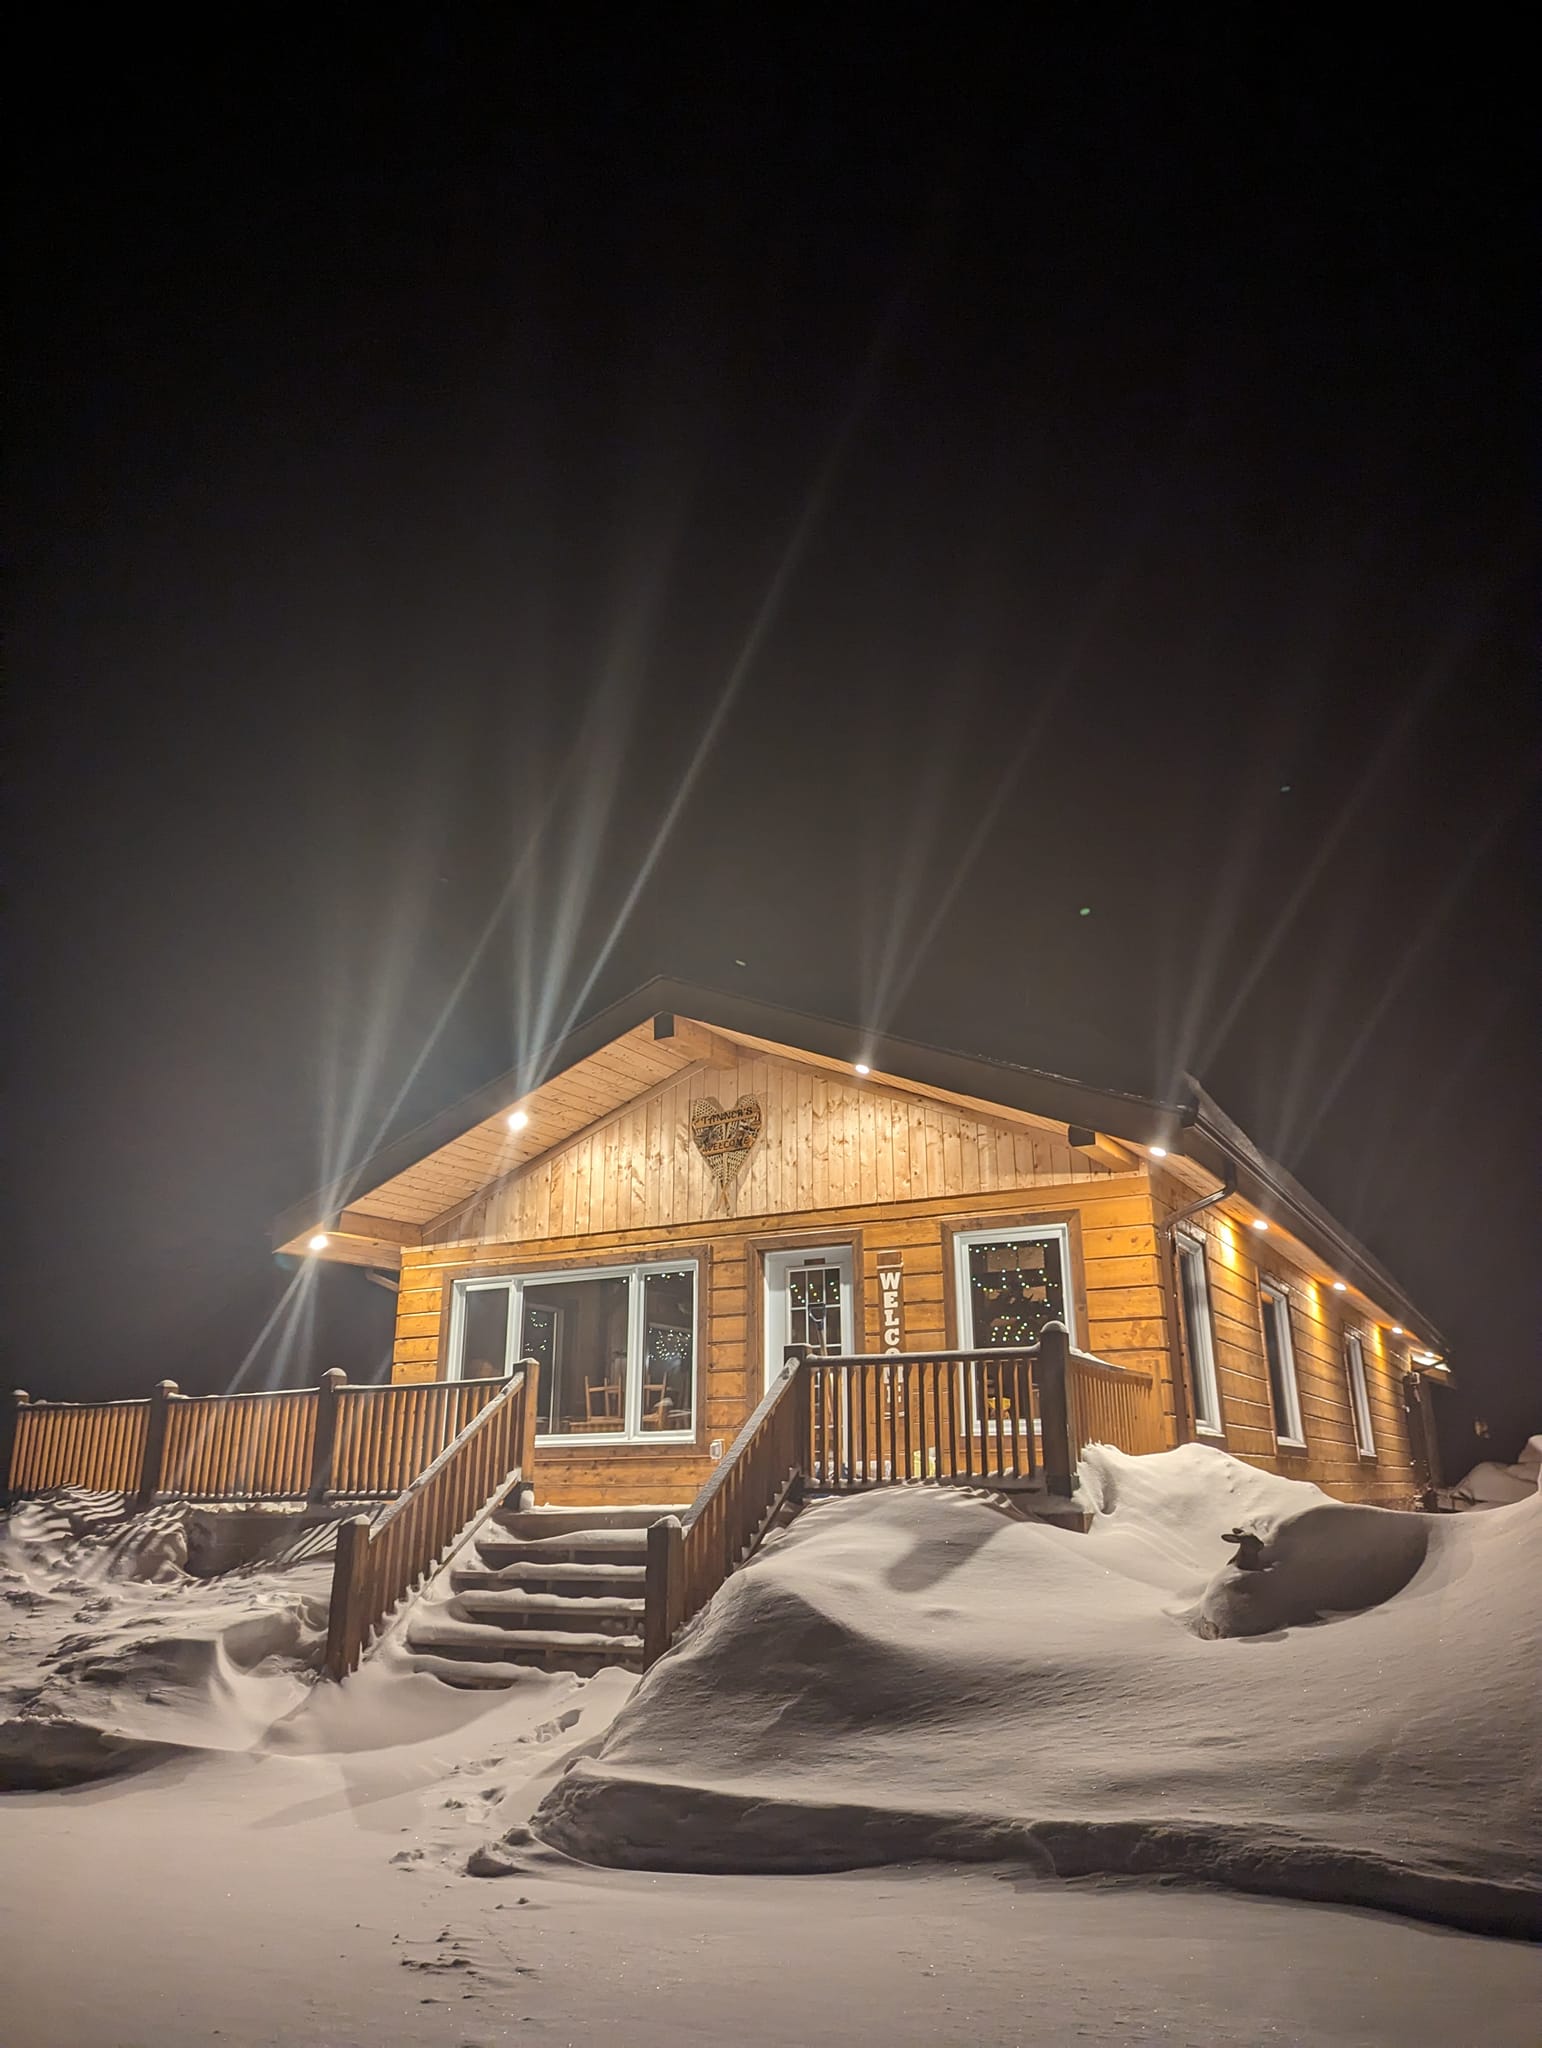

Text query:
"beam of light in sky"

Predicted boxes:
[[540, 246, 933, 1060], [1286, 776, 1536, 1159], [226, 1262, 312, 1393], [1186, 613, 1489, 1083]]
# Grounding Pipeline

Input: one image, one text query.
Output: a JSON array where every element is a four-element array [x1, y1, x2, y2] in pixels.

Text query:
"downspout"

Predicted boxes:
[[1158, 1165, 1236, 1443]]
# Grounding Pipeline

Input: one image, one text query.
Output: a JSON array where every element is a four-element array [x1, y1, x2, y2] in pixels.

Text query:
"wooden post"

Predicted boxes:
[[308, 1369, 347, 1505], [1037, 1323, 1074, 1499], [323, 1514, 373, 1681], [516, 1360, 540, 1485], [644, 1514, 685, 1667], [0, 1391, 27, 1508], [783, 1346, 811, 1500], [135, 1379, 178, 1510]]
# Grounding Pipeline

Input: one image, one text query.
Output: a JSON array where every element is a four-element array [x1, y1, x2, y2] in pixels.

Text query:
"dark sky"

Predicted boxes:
[[8, 21, 1536, 1466]]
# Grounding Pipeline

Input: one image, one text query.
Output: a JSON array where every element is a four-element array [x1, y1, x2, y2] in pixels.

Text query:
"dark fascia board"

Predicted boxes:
[[272, 975, 1189, 1249], [1180, 1082, 1446, 1352]]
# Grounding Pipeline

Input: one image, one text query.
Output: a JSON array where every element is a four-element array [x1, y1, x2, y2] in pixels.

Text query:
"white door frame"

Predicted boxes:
[[763, 1244, 856, 1387]]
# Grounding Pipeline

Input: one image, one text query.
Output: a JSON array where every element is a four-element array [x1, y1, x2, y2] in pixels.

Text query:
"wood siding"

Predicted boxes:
[[1150, 1170, 1419, 1505], [386, 1052, 1423, 1510], [392, 1054, 1172, 1503]]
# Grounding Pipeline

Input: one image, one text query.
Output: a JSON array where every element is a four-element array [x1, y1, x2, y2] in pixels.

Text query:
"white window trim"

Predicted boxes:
[[1345, 1328, 1376, 1459], [952, 1223, 1078, 1348], [447, 1260, 700, 1446], [1259, 1281, 1306, 1448], [1175, 1230, 1225, 1437]]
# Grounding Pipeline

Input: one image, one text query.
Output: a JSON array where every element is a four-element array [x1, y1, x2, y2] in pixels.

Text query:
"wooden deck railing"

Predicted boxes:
[[2, 1371, 513, 1510], [159, 1388, 319, 1502], [5, 1395, 150, 1499], [323, 1363, 539, 1680], [809, 1347, 1041, 1490], [1067, 1350, 1164, 1460], [644, 1356, 810, 1666]]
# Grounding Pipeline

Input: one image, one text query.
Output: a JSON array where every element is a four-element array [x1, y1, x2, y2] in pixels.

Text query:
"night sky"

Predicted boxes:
[[9, 22, 1536, 1468]]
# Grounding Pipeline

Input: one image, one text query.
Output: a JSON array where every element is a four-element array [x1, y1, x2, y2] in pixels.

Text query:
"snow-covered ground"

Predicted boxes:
[[2, 1453, 1539, 2047]]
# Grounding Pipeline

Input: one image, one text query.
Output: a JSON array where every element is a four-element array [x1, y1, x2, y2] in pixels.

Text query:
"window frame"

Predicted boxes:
[[446, 1258, 700, 1446], [1344, 1327, 1376, 1459], [1174, 1229, 1225, 1438], [951, 1222, 1078, 1349], [1258, 1279, 1306, 1449]]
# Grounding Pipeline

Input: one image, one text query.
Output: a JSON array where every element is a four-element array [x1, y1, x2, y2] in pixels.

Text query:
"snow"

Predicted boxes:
[[3, 1456, 1540, 2046], [535, 1447, 1542, 1937], [1442, 1433, 1542, 1510]]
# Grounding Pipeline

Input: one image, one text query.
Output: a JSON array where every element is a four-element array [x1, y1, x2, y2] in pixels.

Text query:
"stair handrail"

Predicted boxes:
[[323, 1361, 539, 1681], [644, 1352, 810, 1665]]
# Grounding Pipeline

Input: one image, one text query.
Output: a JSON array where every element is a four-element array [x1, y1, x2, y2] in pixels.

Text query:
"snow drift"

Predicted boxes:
[[533, 1446, 1542, 1936], [0, 1492, 329, 1788]]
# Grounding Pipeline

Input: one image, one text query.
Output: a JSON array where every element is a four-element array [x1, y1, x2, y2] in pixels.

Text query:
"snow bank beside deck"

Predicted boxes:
[[0, 1492, 330, 1787], [533, 1446, 1542, 1936]]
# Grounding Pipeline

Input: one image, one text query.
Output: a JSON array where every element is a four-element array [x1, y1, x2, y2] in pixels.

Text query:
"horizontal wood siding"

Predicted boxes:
[[1151, 1170, 1419, 1504], [394, 1169, 1181, 1504]]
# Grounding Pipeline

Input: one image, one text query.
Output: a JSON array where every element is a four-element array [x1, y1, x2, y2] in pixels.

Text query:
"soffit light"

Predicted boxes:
[[854, 1063, 871, 1076], [1391, 1325, 1404, 1336], [1333, 1280, 1348, 1292], [1149, 1144, 1167, 1158], [1251, 1218, 1269, 1231], [508, 1108, 530, 1131], [308, 1233, 329, 1252]]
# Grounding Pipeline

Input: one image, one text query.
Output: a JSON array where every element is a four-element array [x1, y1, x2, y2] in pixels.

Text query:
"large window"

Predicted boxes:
[[1175, 1232, 1223, 1435], [450, 1262, 697, 1442], [1259, 1283, 1305, 1447], [1345, 1330, 1376, 1458], [954, 1225, 1075, 1348]]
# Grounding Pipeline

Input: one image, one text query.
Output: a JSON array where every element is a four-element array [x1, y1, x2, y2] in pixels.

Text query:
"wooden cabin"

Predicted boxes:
[[274, 980, 1450, 1510]]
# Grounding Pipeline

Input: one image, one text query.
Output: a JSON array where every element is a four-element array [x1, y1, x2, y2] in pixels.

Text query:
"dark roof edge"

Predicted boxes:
[[1180, 1082, 1446, 1352]]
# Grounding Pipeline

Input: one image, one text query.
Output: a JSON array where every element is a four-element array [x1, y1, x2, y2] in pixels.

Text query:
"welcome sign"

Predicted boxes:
[[877, 1251, 904, 1351]]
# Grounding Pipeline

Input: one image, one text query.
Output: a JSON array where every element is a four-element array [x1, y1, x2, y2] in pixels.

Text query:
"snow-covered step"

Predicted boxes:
[[405, 1619, 644, 1671], [476, 1530, 649, 1569], [452, 1558, 647, 1588], [451, 1589, 643, 1627]]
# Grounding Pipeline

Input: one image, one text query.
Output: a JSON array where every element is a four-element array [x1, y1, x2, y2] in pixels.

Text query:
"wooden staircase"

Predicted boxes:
[[402, 1504, 682, 1687]]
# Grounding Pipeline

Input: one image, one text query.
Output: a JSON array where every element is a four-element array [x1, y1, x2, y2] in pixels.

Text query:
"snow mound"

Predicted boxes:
[[532, 1448, 1542, 1936], [0, 1495, 330, 1787], [1442, 1434, 1542, 1511]]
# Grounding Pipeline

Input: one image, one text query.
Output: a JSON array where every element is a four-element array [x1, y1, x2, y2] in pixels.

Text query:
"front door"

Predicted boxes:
[[764, 1246, 855, 1387]]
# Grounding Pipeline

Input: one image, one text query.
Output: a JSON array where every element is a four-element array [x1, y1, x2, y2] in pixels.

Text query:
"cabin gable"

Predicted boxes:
[[434, 1047, 1124, 1248]]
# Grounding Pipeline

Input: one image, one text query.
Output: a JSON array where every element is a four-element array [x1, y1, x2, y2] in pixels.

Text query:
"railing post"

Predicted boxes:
[[324, 1514, 373, 1681], [308, 1369, 348, 1505], [783, 1346, 811, 1498], [644, 1514, 685, 1668], [517, 1360, 540, 1483], [135, 1379, 178, 1510], [1037, 1323, 1074, 1499], [1, 1390, 27, 1508]]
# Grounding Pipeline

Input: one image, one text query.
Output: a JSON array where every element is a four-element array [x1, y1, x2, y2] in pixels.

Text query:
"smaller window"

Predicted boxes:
[[1176, 1234, 1223, 1435], [1345, 1330, 1375, 1458], [1259, 1283, 1306, 1447]]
